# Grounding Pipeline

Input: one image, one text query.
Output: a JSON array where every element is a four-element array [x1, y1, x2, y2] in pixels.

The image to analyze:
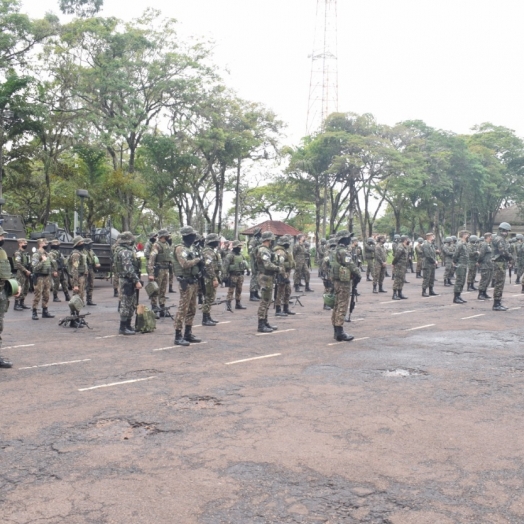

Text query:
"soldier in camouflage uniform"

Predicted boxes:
[[13, 238, 31, 311], [273, 235, 296, 317], [256, 231, 282, 333], [167, 234, 175, 293], [491, 222, 512, 311], [364, 238, 375, 281], [201, 233, 222, 326], [84, 238, 100, 306], [477, 232, 493, 300], [316, 238, 327, 277], [31, 239, 55, 320], [173, 226, 203, 346], [516, 234, 524, 284], [450, 236, 458, 278], [407, 241, 415, 273], [143, 231, 158, 262], [415, 237, 424, 278], [373, 235, 387, 293], [330, 230, 360, 341], [392, 236, 409, 300], [223, 240, 247, 311], [0, 226, 19, 368], [441, 237, 454, 286], [466, 235, 480, 291], [115, 231, 141, 335], [111, 234, 122, 298], [249, 228, 262, 301], [69, 236, 88, 304], [321, 238, 337, 309], [294, 234, 313, 292], [452, 230, 470, 304], [391, 234, 400, 279], [48, 239, 70, 303], [147, 229, 171, 316], [421, 232, 439, 297]]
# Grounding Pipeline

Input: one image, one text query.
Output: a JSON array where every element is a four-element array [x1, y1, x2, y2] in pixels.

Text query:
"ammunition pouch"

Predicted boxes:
[[123, 279, 135, 297], [339, 266, 352, 282]]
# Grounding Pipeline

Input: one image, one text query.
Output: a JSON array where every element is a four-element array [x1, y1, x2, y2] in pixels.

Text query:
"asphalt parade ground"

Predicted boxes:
[[2, 270, 524, 523]]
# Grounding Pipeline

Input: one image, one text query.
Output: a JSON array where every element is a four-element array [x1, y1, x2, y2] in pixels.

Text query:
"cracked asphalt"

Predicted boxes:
[[1, 269, 524, 523]]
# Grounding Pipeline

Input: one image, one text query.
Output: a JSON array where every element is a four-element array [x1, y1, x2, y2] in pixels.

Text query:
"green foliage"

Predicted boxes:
[[58, 0, 103, 17]]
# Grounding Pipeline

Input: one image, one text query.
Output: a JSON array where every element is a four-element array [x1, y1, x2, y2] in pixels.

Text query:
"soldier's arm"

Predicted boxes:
[[147, 246, 158, 277], [175, 247, 201, 269], [203, 251, 218, 280], [121, 251, 140, 283], [32, 253, 45, 273], [14, 253, 26, 273]]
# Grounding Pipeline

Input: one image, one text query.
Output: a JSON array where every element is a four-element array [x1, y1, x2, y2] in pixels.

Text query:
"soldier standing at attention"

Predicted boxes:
[[273, 235, 295, 317], [491, 222, 512, 311], [13, 238, 31, 311], [0, 226, 19, 368], [415, 237, 424, 278], [147, 229, 171, 317], [452, 230, 470, 304], [450, 236, 458, 279], [111, 234, 122, 298], [69, 236, 88, 303], [477, 232, 493, 300], [48, 239, 70, 303], [321, 238, 337, 308], [316, 238, 327, 277], [392, 235, 409, 300], [31, 239, 55, 320], [364, 237, 376, 281], [373, 235, 387, 294], [330, 230, 360, 341], [201, 233, 222, 326], [303, 241, 313, 287], [143, 231, 158, 262], [441, 237, 454, 286], [223, 240, 247, 312], [115, 231, 141, 335], [515, 234, 524, 285], [249, 228, 262, 301], [173, 226, 202, 346], [466, 235, 480, 291], [294, 234, 313, 292], [256, 231, 282, 333], [391, 234, 400, 279], [84, 238, 100, 306], [421, 232, 439, 297]]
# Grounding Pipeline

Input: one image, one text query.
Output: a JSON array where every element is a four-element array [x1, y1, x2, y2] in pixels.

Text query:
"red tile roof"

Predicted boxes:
[[240, 220, 302, 237]]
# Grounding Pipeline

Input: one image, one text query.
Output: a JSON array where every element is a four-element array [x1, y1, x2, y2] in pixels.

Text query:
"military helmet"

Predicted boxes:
[[321, 238, 327, 244], [483, 232, 493, 238], [451, 235, 457, 241], [84, 238, 93, 244], [232, 240, 243, 248], [328, 238, 337, 247], [145, 280, 159, 298], [516, 234, 524, 241], [119, 231, 135, 244], [50, 239, 60, 246], [394, 234, 400, 240], [336, 229, 352, 240], [444, 237, 452, 243], [69, 294, 84, 314], [281, 235, 291, 244], [367, 237, 375, 244], [72, 235, 84, 248], [253, 227, 262, 236], [499, 222, 511, 231], [261, 231, 274, 241], [417, 237, 423, 243], [180, 225, 196, 236], [469, 235, 479, 242], [509, 237, 516, 243], [205, 233, 220, 245], [157, 229, 169, 238], [148, 231, 158, 238], [400, 235, 409, 241]]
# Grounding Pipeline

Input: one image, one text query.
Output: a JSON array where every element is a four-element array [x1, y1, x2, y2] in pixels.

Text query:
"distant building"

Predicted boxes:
[[493, 205, 524, 235], [240, 220, 303, 239]]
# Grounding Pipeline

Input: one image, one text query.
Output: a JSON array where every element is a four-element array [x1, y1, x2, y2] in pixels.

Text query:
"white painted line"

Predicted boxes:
[[511, 294, 522, 297], [153, 342, 208, 351], [3, 344, 35, 350], [95, 335, 121, 339], [225, 353, 281, 365], [392, 310, 417, 316], [406, 324, 435, 331], [461, 314, 485, 320], [153, 346, 176, 352], [380, 301, 397, 304], [354, 337, 370, 341], [78, 376, 156, 392], [20, 359, 91, 370], [255, 328, 296, 336], [509, 307, 521, 310]]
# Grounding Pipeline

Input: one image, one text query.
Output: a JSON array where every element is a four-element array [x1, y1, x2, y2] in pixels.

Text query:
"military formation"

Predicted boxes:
[[0, 221, 519, 370]]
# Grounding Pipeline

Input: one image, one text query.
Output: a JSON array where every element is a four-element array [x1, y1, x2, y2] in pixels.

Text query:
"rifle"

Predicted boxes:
[[345, 275, 359, 322], [509, 262, 513, 283], [289, 294, 305, 307], [58, 312, 91, 330]]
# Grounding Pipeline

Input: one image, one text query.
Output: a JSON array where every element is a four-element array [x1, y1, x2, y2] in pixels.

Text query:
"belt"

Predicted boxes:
[[262, 271, 276, 276]]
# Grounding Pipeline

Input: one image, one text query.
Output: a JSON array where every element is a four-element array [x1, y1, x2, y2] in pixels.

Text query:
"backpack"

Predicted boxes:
[[135, 304, 156, 333]]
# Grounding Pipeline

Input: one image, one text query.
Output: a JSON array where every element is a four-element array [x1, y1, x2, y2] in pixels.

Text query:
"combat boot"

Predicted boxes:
[[399, 290, 408, 299], [392, 290, 401, 300], [126, 318, 137, 333], [305, 285, 314, 292], [447, 278, 453, 286], [235, 300, 246, 310], [516, 277, 521, 284], [257, 318, 272, 333], [265, 317, 277, 331], [373, 284, 378, 293], [483, 290, 492, 299], [118, 320, 134, 335], [416, 272, 421, 278], [174, 329, 190, 346], [283, 304, 296, 315], [113, 288, 118, 297], [477, 291, 485, 300], [453, 293, 466, 304], [53, 293, 61, 302], [422, 288, 429, 297], [0, 356, 13, 368], [492, 300, 508, 312], [379, 285, 387, 293], [32, 308, 39, 320], [208, 314, 219, 325], [444, 279, 449, 287], [249, 291, 259, 302], [64, 291, 71, 302], [86, 298, 97, 306], [294, 285, 300, 293], [202, 313, 216, 326], [334, 325, 354, 342], [226, 300, 233, 312], [275, 305, 287, 317], [13, 300, 23, 311], [470, 283, 477, 291], [169, 285, 175, 293], [429, 287, 439, 296], [184, 325, 202, 343], [366, 275, 372, 282], [466, 283, 472, 291], [42, 307, 54, 318]]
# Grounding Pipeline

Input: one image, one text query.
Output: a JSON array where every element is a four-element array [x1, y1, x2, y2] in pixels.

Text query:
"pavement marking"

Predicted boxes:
[[327, 336, 370, 346], [511, 294, 522, 297], [95, 335, 121, 339], [509, 307, 521, 310], [406, 324, 435, 331], [3, 344, 35, 350], [380, 300, 398, 304], [350, 318, 365, 322], [255, 328, 296, 336], [461, 314, 486, 320], [225, 353, 281, 365], [20, 359, 91, 370], [354, 337, 370, 341], [392, 310, 417, 316], [153, 342, 208, 351], [78, 376, 156, 392]]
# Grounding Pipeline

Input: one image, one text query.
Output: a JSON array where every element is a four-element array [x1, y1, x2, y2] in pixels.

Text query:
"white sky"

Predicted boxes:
[[20, 0, 524, 146]]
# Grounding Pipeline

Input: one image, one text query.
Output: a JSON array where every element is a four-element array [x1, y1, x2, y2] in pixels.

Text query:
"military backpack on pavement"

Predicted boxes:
[[135, 304, 157, 333]]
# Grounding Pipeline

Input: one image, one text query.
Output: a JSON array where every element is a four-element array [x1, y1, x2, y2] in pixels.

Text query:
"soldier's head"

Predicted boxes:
[[119, 231, 135, 246], [367, 237, 375, 245], [377, 235, 385, 244], [451, 235, 457, 243], [157, 229, 169, 243], [483, 232, 492, 243], [18, 238, 28, 250], [351, 237, 359, 246], [458, 230, 470, 241], [443, 237, 451, 244], [281, 235, 291, 249], [401, 235, 410, 246], [336, 230, 352, 246], [205, 233, 220, 249], [253, 227, 262, 238], [149, 231, 158, 242], [516, 234, 524, 243], [72, 235, 85, 249], [498, 222, 511, 237], [37, 238, 48, 251], [50, 239, 60, 250], [297, 234, 305, 244], [426, 232, 435, 243], [469, 235, 479, 243], [393, 234, 400, 241], [321, 238, 327, 245], [261, 231, 274, 246], [180, 226, 197, 246], [232, 240, 243, 253], [328, 238, 337, 249], [417, 237, 424, 244]]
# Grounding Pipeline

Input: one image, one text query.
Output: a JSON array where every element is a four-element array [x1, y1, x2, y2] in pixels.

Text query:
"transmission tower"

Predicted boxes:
[[306, 0, 339, 135]]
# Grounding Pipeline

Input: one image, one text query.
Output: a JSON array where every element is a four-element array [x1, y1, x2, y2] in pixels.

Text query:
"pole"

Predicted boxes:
[[79, 197, 84, 236], [234, 157, 241, 240]]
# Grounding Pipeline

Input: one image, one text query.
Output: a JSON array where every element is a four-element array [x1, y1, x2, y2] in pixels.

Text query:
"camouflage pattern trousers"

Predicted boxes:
[[113, 273, 119, 294], [52, 270, 68, 297], [32, 275, 51, 309], [16, 271, 30, 299], [151, 268, 169, 308], [0, 284, 8, 347], [373, 262, 385, 286], [492, 261, 506, 301], [293, 261, 309, 286], [75, 275, 86, 302], [174, 282, 198, 330], [416, 257, 423, 274], [202, 278, 217, 314], [422, 264, 435, 289], [366, 259, 374, 278], [86, 268, 95, 301], [453, 266, 467, 294], [323, 278, 333, 293], [467, 264, 477, 286], [275, 274, 291, 307], [331, 280, 350, 327], [478, 267, 493, 292], [118, 279, 137, 321], [443, 259, 453, 281], [517, 261, 524, 280], [227, 274, 244, 302], [257, 274, 274, 320], [250, 268, 259, 292], [392, 264, 406, 291]]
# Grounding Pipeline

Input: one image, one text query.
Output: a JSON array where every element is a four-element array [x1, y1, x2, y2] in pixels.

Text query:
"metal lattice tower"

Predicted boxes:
[[306, 0, 339, 135]]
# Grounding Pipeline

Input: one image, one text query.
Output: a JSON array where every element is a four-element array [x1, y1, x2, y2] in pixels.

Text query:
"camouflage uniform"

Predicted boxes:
[[69, 242, 88, 302], [223, 241, 247, 305], [492, 231, 512, 305], [373, 240, 387, 291], [13, 243, 31, 302], [249, 232, 261, 297], [415, 241, 423, 277], [293, 239, 308, 289], [0, 230, 14, 368], [111, 238, 121, 297], [48, 242, 69, 301], [364, 241, 375, 279], [273, 236, 295, 315], [421, 239, 438, 293], [452, 237, 469, 301], [32, 245, 54, 316], [392, 242, 408, 298], [391, 239, 399, 279], [441, 240, 454, 285], [147, 236, 171, 311], [256, 233, 282, 330], [316, 240, 326, 276], [477, 237, 493, 298], [466, 239, 480, 289], [201, 235, 222, 321], [516, 240, 524, 282], [84, 240, 99, 305], [115, 235, 141, 332]]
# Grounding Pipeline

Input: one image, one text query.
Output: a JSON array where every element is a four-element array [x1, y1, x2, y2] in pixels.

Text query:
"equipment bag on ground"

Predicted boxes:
[[135, 304, 156, 333]]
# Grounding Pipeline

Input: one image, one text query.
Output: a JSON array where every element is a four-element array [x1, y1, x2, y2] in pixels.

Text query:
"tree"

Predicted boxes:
[[58, 0, 103, 17]]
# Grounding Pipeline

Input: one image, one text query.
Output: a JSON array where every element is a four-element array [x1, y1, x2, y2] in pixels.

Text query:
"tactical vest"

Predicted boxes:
[[273, 245, 290, 269], [203, 247, 221, 275], [492, 236, 508, 261], [329, 248, 342, 280], [228, 254, 245, 273], [35, 252, 52, 275], [114, 245, 139, 275], [153, 242, 171, 266], [69, 249, 86, 274], [0, 249, 12, 279], [173, 244, 199, 278], [257, 246, 276, 273]]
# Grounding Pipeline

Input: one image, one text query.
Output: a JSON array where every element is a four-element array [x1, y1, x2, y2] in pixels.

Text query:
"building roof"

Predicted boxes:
[[240, 220, 302, 237], [493, 205, 524, 226]]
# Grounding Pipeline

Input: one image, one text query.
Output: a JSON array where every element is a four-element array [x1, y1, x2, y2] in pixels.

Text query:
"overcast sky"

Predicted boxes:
[[21, 0, 524, 145]]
